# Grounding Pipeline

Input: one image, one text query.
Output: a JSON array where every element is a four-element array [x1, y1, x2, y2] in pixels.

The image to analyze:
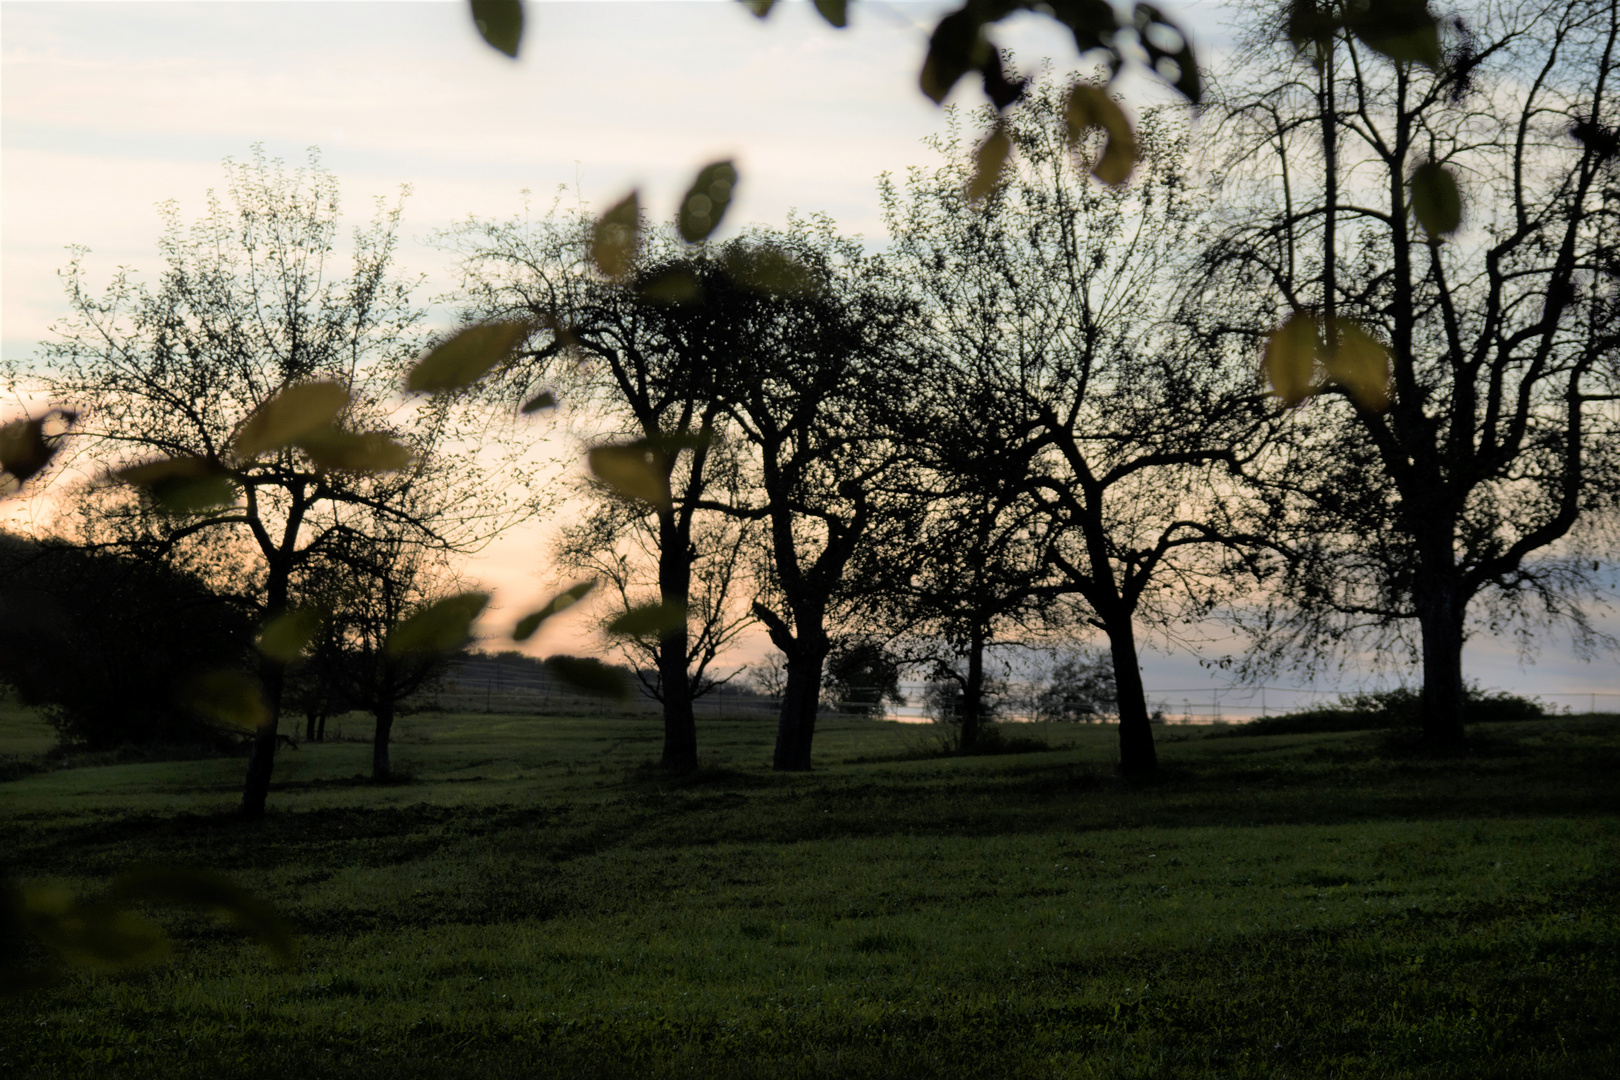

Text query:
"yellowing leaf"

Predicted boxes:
[[1410, 161, 1462, 237], [966, 124, 1012, 202], [813, 0, 848, 29], [677, 160, 739, 244], [107, 868, 297, 966], [233, 381, 349, 461], [588, 442, 671, 509], [606, 601, 688, 638], [182, 669, 269, 732], [591, 192, 641, 281], [520, 391, 558, 414], [297, 430, 413, 473], [544, 654, 632, 699], [388, 592, 490, 656], [116, 456, 239, 513], [257, 608, 325, 663], [1324, 318, 1392, 411], [1064, 84, 1139, 186], [1262, 313, 1322, 406], [514, 580, 597, 641], [470, 0, 523, 58], [408, 320, 531, 394], [18, 887, 169, 970]]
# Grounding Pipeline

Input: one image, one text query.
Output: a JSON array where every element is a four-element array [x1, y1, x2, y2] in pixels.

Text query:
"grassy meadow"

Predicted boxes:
[[2, 703, 1617, 1078]]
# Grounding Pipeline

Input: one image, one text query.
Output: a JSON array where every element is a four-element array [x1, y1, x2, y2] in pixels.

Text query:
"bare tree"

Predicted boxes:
[[1208, 0, 1620, 745]]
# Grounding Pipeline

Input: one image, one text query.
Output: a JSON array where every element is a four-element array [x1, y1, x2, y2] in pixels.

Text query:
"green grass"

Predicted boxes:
[[3, 709, 1617, 1078]]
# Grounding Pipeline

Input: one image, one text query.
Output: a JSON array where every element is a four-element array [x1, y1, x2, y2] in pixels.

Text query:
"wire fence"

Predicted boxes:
[[405, 658, 1620, 725]]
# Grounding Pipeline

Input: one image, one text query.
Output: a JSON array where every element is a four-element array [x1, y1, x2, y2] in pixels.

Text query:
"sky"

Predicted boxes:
[[2, 0, 1615, 713]]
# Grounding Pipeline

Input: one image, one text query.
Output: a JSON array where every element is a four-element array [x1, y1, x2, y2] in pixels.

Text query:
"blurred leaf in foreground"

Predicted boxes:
[[257, 608, 326, 663], [297, 430, 413, 474], [588, 442, 671, 509], [408, 320, 532, 393], [470, 0, 524, 58], [591, 192, 641, 281], [1323, 318, 1392, 411], [233, 381, 349, 460], [606, 600, 688, 638], [0, 408, 76, 497], [514, 580, 597, 642], [677, 161, 738, 244], [967, 123, 1012, 201], [544, 654, 632, 699], [115, 456, 239, 514], [1064, 84, 1138, 185], [388, 591, 490, 656], [182, 669, 269, 732], [14, 886, 168, 971], [1410, 160, 1462, 237], [1262, 313, 1322, 406], [106, 867, 298, 966]]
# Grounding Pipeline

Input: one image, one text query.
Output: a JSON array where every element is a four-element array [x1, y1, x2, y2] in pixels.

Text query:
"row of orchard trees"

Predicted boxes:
[[8, 1, 1617, 812], [442, 0, 1619, 777]]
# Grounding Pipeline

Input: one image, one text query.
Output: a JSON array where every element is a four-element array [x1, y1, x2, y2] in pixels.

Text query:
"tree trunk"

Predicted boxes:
[[1104, 616, 1156, 775], [372, 703, 395, 781], [315, 712, 326, 742], [304, 710, 317, 743], [658, 513, 699, 773], [1416, 588, 1468, 748], [773, 646, 827, 771], [960, 627, 986, 751], [659, 630, 698, 772], [239, 659, 286, 820]]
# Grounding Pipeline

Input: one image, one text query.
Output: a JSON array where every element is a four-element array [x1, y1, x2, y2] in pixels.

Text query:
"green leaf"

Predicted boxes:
[[1132, 4, 1200, 104], [920, 8, 987, 104], [1324, 318, 1392, 412], [106, 868, 298, 966], [740, 0, 775, 16], [0, 408, 76, 496], [17, 886, 169, 970], [591, 192, 641, 281], [1049, 0, 1120, 54], [606, 601, 688, 638], [116, 456, 239, 514], [587, 442, 671, 509], [1410, 161, 1462, 237], [966, 124, 1012, 202], [721, 244, 817, 297], [181, 669, 269, 732], [233, 381, 349, 461], [470, 0, 523, 58], [543, 654, 632, 700], [297, 430, 413, 473], [1262, 313, 1322, 407], [637, 269, 704, 306], [388, 592, 490, 656], [677, 161, 739, 244], [513, 580, 597, 641], [520, 391, 558, 414], [1345, 0, 1442, 69], [257, 608, 325, 663], [1063, 85, 1139, 186], [813, 0, 848, 29], [408, 320, 531, 394]]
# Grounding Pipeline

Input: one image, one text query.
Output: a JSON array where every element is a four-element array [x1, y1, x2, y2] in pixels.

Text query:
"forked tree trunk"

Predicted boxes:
[[1104, 616, 1156, 776], [372, 702, 396, 780]]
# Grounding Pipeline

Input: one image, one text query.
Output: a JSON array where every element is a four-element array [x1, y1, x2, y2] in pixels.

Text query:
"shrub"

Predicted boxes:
[[1226, 684, 1546, 737]]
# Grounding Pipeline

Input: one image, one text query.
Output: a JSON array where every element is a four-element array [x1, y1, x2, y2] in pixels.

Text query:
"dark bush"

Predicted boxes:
[[0, 532, 256, 749], [1225, 684, 1546, 737]]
